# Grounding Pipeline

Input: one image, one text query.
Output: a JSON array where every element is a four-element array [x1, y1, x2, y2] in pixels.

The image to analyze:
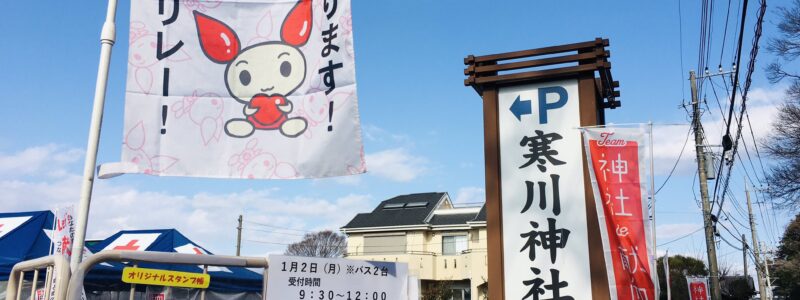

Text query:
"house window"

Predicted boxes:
[[442, 235, 467, 255], [363, 235, 406, 254], [450, 288, 471, 300]]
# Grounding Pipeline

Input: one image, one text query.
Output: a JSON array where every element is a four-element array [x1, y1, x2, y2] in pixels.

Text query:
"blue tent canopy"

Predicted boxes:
[[0, 211, 54, 281], [85, 229, 263, 293]]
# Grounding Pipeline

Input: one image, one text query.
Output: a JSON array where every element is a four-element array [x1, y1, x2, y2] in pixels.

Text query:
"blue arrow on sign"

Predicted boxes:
[[509, 95, 532, 121]]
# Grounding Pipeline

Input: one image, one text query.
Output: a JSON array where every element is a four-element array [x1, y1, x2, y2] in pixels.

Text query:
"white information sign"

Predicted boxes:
[[266, 255, 408, 300], [498, 79, 592, 299]]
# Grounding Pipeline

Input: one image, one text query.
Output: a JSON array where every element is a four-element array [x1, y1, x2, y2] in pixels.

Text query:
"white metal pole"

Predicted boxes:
[[69, 0, 118, 271], [49, 208, 57, 255], [649, 121, 659, 298]]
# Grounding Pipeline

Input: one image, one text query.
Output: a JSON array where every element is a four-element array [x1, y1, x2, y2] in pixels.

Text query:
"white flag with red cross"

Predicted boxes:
[[101, 0, 364, 180]]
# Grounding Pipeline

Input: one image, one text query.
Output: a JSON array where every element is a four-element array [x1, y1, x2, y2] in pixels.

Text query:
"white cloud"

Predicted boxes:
[[0, 144, 83, 177], [453, 186, 485, 205], [361, 124, 411, 145], [365, 148, 427, 182], [650, 86, 784, 176], [0, 145, 375, 256]]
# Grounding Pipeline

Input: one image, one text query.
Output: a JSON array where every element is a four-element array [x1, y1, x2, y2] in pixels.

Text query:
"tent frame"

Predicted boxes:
[[67, 251, 269, 300], [5, 255, 70, 300]]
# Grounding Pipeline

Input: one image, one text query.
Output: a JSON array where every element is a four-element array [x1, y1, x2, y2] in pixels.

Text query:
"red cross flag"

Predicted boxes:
[[101, 0, 364, 179]]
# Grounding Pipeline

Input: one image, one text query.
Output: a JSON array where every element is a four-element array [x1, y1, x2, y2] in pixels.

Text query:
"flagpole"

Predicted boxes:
[[70, 0, 118, 271], [649, 121, 659, 297]]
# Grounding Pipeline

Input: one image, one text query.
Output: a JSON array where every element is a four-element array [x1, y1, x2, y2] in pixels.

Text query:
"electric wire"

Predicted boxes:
[[243, 220, 311, 233], [718, 0, 734, 64], [655, 126, 692, 195], [658, 227, 704, 247], [713, 0, 766, 218]]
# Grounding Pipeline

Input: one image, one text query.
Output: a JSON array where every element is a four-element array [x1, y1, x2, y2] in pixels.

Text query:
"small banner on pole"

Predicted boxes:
[[582, 126, 656, 300], [102, 0, 364, 179], [686, 276, 710, 300]]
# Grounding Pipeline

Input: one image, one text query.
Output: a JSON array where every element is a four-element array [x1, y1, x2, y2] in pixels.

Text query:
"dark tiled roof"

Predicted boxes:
[[429, 213, 478, 225], [471, 205, 487, 222], [342, 193, 444, 229]]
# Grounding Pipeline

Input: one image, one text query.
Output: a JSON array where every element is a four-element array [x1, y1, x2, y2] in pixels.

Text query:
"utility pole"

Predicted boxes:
[[236, 215, 243, 256], [746, 185, 768, 300], [742, 234, 748, 279], [761, 242, 773, 299], [690, 70, 722, 300]]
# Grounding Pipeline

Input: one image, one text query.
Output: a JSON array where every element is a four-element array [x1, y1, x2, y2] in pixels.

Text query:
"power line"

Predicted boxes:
[[718, 0, 734, 64], [243, 220, 311, 233], [713, 0, 767, 217], [743, 109, 768, 179], [678, 0, 688, 101], [658, 227, 703, 247], [242, 227, 306, 237], [655, 126, 692, 195]]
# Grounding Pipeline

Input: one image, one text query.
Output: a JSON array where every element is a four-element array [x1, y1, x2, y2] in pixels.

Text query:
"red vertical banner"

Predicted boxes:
[[583, 127, 656, 300], [686, 276, 710, 300]]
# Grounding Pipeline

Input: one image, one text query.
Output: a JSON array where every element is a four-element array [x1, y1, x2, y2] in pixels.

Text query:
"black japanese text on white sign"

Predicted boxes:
[[266, 255, 409, 300], [499, 80, 592, 300]]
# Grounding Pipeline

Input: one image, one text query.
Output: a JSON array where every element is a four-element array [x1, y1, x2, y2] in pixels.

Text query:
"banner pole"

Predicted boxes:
[[70, 0, 119, 271], [649, 121, 659, 297]]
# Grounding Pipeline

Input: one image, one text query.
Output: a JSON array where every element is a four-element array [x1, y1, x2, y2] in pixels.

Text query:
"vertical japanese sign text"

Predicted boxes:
[[583, 127, 656, 300], [499, 80, 592, 300]]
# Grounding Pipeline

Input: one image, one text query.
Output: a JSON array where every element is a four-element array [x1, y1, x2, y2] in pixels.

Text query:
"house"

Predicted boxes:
[[341, 192, 487, 300]]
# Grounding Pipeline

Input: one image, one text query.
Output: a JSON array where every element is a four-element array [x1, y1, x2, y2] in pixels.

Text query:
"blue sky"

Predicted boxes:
[[0, 0, 794, 276]]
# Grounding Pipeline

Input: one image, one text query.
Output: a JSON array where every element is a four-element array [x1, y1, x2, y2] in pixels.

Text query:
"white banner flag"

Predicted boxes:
[[104, 0, 364, 179], [52, 206, 75, 259]]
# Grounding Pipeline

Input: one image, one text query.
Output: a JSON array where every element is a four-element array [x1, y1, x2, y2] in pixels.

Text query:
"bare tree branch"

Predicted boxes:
[[284, 230, 347, 258]]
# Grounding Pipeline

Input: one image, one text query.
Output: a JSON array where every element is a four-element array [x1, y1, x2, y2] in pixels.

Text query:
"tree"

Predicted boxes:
[[771, 213, 800, 298], [765, 0, 800, 210], [721, 276, 755, 300], [656, 255, 709, 300], [284, 230, 346, 258], [420, 280, 454, 300]]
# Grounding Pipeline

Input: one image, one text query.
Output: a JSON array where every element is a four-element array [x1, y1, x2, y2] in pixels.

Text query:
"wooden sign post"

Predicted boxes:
[[464, 38, 620, 300]]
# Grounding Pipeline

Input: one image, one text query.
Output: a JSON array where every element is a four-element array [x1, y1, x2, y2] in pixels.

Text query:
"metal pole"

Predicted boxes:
[[69, 0, 118, 271], [200, 265, 208, 300], [746, 186, 768, 300], [31, 269, 39, 299], [761, 242, 773, 299], [43, 266, 52, 300], [15, 271, 23, 300], [648, 121, 659, 299], [236, 215, 243, 256], [129, 264, 137, 300], [690, 70, 722, 300]]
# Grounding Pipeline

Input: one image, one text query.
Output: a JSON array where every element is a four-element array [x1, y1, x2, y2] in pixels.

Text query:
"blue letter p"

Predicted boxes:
[[538, 86, 568, 124]]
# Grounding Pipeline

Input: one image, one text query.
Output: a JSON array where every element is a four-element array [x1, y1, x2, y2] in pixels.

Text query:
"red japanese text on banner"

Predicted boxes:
[[582, 127, 656, 300]]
